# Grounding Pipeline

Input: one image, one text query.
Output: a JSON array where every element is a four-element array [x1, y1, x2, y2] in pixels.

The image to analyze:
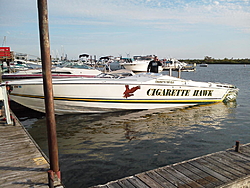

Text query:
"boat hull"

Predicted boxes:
[[8, 75, 238, 114]]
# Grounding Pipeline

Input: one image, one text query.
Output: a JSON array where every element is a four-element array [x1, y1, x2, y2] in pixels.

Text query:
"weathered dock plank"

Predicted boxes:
[[117, 178, 136, 188], [160, 166, 204, 187], [202, 156, 243, 178], [136, 172, 165, 187], [0, 119, 50, 187], [94, 144, 250, 188], [210, 152, 250, 174], [127, 176, 150, 188], [188, 160, 230, 183], [171, 164, 211, 187], [198, 158, 239, 181], [145, 169, 177, 187], [153, 167, 192, 188], [179, 162, 224, 187]]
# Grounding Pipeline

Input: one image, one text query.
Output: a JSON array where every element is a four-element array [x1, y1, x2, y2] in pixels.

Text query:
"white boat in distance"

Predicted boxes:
[[200, 63, 208, 67], [2, 62, 102, 79], [119, 56, 163, 72], [6, 73, 238, 114], [162, 58, 187, 70]]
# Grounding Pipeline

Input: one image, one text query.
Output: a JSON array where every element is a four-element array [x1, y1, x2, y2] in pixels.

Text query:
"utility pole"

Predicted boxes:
[[37, 0, 62, 187]]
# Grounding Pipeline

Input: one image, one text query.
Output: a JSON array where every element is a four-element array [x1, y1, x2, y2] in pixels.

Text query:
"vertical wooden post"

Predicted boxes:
[[37, 0, 61, 187], [1, 85, 12, 125], [178, 68, 181, 78], [235, 141, 240, 152], [0, 61, 2, 83], [169, 68, 172, 76]]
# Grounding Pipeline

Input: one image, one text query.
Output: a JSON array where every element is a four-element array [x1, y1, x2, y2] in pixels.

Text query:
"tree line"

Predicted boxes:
[[180, 56, 250, 64]]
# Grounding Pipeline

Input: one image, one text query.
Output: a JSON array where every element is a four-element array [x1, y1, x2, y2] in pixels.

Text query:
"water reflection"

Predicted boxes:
[[26, 102, 235, 144], [23, 102, 236, 153], [21, 101, 237, 187]]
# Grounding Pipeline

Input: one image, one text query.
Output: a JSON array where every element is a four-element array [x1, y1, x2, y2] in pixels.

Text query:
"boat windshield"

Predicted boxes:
[[58, 62, 94, 69]]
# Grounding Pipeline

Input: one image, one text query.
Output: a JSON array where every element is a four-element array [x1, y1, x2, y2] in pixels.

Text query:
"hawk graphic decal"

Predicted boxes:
[[123, 85, 141, 98]]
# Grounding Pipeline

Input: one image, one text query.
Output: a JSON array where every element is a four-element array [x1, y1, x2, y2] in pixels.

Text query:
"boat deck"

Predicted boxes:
[[94, 143, 250, 188]]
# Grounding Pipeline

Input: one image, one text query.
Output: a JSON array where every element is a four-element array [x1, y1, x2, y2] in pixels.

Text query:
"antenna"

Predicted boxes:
[[125, 52, 130, 57], [2, 36, 7, 46], [61, 45, 64, 60]]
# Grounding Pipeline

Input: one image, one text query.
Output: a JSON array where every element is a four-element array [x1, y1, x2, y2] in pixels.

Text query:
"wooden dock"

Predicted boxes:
[[0, 114, 51, 187], [94, 143, 250, 188]]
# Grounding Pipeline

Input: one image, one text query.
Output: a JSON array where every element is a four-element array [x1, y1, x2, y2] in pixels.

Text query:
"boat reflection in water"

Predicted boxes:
[[20, 101, 237, 187]]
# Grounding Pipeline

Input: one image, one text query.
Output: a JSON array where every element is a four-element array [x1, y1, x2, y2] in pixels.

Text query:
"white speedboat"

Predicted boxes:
[[2, 59, 42, 73], [162, 58, 188, 70], [119, 56, 163, 72], [6, 73, 238, 114], [119, 58, 150, 72], [2, 62, 102, 80]]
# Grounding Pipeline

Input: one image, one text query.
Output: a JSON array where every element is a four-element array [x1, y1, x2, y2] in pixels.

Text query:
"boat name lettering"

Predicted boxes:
[[193, 90, 213, 96], [147, 89, 190, 96], [156, 80, 174, 84], [147, 89, 214, 97]]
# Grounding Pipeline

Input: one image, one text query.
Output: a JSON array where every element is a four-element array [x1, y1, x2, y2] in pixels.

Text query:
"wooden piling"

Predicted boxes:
[[178, 68, 181, 78], [37, 0, 61, 186], [169, 68, 172, 76], [235, 141, 240, 152]]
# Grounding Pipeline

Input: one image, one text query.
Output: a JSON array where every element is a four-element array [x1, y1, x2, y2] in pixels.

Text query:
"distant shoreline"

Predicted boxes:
[[180, 58, 250, 64]]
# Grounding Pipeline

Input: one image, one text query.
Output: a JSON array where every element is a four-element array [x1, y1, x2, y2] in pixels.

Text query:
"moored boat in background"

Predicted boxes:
[[200, 63, 208, 67], [119, 55, 163, 72], [162, 58, 186, 70], [2, 62, 102, 80]]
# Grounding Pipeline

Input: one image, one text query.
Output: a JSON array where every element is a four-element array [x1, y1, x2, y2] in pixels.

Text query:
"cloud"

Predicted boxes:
[[43, 0, 250, 33], [213, 1, 220, 5], [1, 0, 249, 33]]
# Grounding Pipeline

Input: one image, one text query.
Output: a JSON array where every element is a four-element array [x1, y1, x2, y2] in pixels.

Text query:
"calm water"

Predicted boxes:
[[13, 64, 250, 188]]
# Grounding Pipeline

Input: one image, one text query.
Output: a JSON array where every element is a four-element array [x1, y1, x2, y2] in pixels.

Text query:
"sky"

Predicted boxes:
[[0, 0, 250, 60]]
